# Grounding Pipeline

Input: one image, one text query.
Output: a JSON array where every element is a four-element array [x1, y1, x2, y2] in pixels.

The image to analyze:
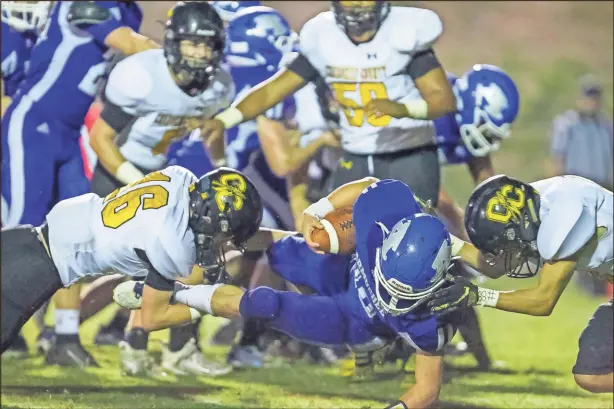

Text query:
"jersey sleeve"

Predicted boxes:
[[394, 316, 456, 354], [537, 197, 596, 261], [68, 1, 126, 46], [389, 8, 443, 53], [101, 54, 152, 130]]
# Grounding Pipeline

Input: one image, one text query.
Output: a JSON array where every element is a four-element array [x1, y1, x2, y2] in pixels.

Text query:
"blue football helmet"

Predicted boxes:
[[225, 6, 297, 70], [1, 1, 50, 32], [454, 64, 520, 157], [373, 214, 452, 316], [209, 1, 261, 23]]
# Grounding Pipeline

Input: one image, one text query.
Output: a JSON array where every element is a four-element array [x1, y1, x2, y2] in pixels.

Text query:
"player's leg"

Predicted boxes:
[[573, 299, 614, 393], [44, 136, 97, 367], [1, 225, 64, 354], [325, 151, 370, 194], [1, 102, 58, 357], [385, 145, 441, 206], [161, 267, 232, 377]]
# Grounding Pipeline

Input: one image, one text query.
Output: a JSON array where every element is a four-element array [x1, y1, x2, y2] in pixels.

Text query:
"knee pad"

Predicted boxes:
[[239, 286, 281, 320]]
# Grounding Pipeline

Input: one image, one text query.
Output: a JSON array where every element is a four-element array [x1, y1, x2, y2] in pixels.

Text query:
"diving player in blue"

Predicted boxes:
[[1, 1, 47, 117], [117, 177, 456, 408], [1, 0, 158, 368]]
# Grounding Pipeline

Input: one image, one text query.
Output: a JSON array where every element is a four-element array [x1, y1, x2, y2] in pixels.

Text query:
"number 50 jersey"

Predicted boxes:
[[104, 49, 234, 171], [45, 166, 197, 286], [297, 6, 443, 155]]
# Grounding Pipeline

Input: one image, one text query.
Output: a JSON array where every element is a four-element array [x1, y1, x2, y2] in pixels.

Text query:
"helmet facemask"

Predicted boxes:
[[332, 1, 390, 43], [164, 32, 224, 96], [1, 1, 50, 32]]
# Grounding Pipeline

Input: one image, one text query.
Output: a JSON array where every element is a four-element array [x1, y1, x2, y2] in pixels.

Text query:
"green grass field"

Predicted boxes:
[[2, 278, 612, 409]]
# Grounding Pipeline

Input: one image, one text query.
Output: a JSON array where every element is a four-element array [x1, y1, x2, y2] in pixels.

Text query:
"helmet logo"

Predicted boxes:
[[475, 83, 508, 121], [380, 219, 411, 261], [212, 173, 247, 211], [485, 184, 525, 224]]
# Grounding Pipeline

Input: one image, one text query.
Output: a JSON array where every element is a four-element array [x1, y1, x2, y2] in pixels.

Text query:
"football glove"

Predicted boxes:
[[427, 275, 478, 316], [113, 280, 144, 310]]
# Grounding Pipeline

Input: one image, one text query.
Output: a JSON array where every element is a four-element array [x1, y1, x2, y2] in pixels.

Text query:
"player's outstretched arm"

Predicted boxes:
[[386, 351, 443, 409], [257, 116, 339, 178], [104, 27, 160, 56], [202, 68, 307, 149], [244, 228, 299, 252]]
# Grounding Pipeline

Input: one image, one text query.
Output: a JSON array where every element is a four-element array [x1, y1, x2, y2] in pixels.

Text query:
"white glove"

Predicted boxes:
[[113, 280, 144, 310]]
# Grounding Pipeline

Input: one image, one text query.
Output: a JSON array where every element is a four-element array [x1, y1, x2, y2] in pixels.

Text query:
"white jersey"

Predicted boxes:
[[105, 49, 234, 170], [531, 176, 613, 282], [46, 166, 197, 286], [299, 7, 442, 155]]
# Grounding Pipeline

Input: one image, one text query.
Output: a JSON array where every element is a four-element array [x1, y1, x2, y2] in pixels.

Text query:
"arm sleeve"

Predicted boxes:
[[405, 49, 442, 80], [68, 1, 125, 46], [99, 100, 136, 133], [286, 53, 320, 83]]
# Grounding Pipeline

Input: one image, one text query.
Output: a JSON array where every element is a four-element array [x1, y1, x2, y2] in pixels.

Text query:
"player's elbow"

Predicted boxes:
[[270, 155, 294, 178]]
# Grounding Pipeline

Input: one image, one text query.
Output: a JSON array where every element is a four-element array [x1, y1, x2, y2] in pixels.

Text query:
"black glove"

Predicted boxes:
[[427, 275, 479, 316]]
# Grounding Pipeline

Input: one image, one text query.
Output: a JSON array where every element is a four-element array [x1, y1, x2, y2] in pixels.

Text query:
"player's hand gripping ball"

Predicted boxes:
[[311, 207, 356, 254]]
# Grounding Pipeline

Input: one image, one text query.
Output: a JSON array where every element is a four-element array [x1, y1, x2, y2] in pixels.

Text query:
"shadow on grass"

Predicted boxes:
[[468, 383, 589, 398], [1, 384, 223, 399]]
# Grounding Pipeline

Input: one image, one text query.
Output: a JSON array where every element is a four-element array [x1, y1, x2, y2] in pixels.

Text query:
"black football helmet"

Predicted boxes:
[[164, 1, 225, 96], [331, 1, 390, 42], [464, 174, 542, 278], [188, 167, 263, 282]]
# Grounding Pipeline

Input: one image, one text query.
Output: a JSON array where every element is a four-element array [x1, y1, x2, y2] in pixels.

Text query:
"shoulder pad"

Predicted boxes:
[[67, 1, 111, 28], [299, 12, 332, 58], [388, 7, 442, 53], [105, 53, 152, 108], [537, 198, 595, 260], [163, 165, 198, 185]]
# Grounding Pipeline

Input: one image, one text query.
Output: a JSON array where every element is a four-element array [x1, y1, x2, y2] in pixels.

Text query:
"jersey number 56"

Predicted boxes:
[[101, 172, 171, 229]]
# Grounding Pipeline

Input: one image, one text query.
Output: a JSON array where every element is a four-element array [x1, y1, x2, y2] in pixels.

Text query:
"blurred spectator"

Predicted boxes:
[[548, 75, 613, 296], [548, 74, 613, 190]]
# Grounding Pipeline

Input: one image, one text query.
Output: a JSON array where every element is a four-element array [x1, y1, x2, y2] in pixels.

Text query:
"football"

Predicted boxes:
[[311, 206, 356, 254]]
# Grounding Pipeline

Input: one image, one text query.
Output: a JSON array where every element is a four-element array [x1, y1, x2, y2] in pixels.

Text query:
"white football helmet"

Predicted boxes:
[[1, 1, 50, 32]]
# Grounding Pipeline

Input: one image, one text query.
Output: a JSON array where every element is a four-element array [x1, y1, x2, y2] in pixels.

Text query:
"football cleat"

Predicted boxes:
[[227, 345, 267, 369], [118, 341, 156, 377], [161, 339, 232, 376], [45, 342, 99, 368], [113, 280, 144, 310]]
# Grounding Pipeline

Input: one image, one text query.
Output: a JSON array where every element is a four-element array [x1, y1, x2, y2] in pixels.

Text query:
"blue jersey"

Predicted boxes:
[[1, 22, 36, 98], [434, 73, 474, 165], [264, 179, 456, 353], [347, 179, 456, 352], [15, 1, 142, 129]]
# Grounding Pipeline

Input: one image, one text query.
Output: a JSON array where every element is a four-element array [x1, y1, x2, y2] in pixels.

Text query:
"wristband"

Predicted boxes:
[[303, 197, 334, 220], [450, 234, 466, 257], [320, 219, 339, 254], [213, 158, 228, 168], [214, 107, 244, 129], [384, 401, 408, 409], [477, 287, 500, 307], [115, 161, 145, 185], [189, 307, 204, 321], [403, 99, 428, 119]]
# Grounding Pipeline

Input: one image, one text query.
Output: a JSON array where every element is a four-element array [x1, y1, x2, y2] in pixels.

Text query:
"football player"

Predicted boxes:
[[0, 0, 50, 358], [1, 1, 47, 117], [116, 177, 458, 409], [209, 0, 261, 27], [202, 1, 456, 207], [429, 174, 613, 393], [87, 1, 234, 376], [1, 0, 157, 366], [1, 166, 264, 362], [430, 65, 520, 368]]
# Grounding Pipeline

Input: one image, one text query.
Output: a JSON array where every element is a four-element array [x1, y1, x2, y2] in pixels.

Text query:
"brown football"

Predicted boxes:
[[311, 206, 356, 254]]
